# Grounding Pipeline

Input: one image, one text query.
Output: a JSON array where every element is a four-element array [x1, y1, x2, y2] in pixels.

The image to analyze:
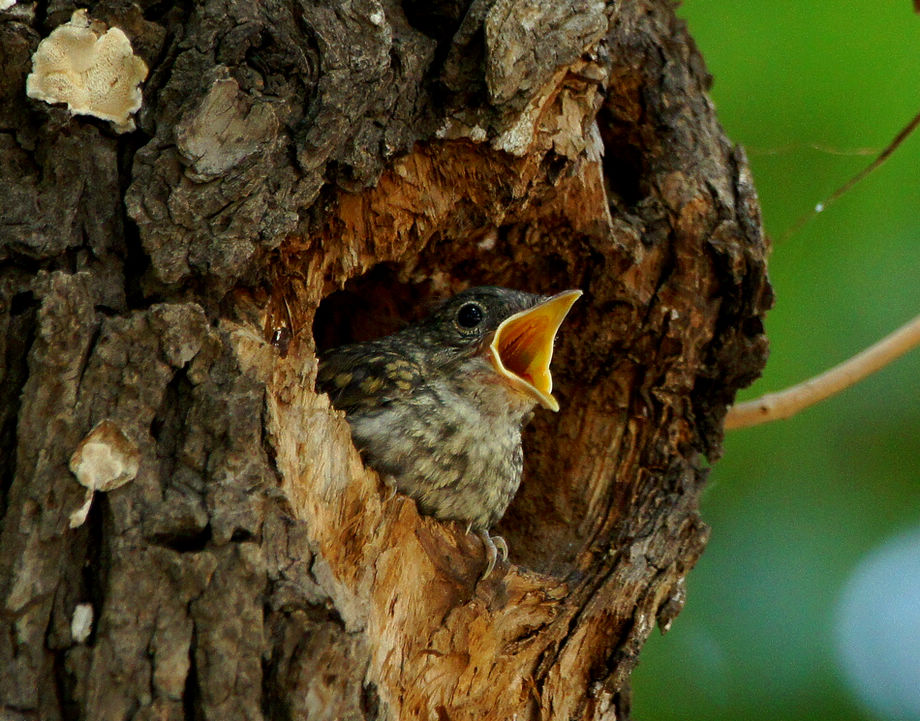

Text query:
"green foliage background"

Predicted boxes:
[[631, 2, 920, 719]]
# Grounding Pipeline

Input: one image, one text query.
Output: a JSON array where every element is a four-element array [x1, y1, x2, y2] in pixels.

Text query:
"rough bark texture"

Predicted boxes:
[[0, 1, 771, 720]]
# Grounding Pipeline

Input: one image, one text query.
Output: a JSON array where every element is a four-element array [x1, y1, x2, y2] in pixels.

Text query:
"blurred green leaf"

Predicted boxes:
[[632, 3, 920, 720]]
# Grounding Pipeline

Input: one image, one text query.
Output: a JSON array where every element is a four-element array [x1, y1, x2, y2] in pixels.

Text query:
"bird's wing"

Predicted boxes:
[[316, 343, 424, 415]]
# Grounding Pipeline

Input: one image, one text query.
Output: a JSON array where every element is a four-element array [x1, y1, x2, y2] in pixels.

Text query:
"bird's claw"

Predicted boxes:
[[476, 530, 508, 580], [493, 535, 508, 561]]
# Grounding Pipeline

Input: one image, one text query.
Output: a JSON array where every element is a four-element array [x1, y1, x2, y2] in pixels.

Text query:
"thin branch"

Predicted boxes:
[[779, 107, 920, 243], [747, 142, 879, 157], [725, 313, 920, 430]]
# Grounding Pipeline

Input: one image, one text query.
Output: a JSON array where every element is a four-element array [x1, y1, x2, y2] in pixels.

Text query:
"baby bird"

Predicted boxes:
[[317, 285, 581, 577]]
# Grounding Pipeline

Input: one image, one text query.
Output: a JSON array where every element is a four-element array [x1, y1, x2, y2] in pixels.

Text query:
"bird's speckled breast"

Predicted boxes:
[[346, 357, 532, 530]]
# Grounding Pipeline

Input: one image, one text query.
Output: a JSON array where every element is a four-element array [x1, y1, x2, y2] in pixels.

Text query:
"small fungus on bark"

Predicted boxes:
[[68, 419, 141, 528], [26, 9, 148, 133]]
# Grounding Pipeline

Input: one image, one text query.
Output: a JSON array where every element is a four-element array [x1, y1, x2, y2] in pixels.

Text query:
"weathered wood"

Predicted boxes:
[[0, 1, 770, 719]]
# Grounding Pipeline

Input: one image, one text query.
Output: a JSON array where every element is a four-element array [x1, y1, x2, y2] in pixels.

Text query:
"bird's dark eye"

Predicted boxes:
[[456, 302, 484, 329]]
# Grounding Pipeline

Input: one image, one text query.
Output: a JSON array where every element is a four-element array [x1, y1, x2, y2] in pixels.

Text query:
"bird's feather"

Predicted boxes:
[[317, 341, 424, 415]]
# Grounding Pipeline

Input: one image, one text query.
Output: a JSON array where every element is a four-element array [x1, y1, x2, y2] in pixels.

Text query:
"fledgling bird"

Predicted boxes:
[[317, 285, 581, 578]]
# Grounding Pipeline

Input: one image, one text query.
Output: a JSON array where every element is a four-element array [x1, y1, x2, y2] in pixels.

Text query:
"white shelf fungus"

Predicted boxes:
[[69, 419, 141, 528], [26, 9, 148, 133], [71, 603, 94, 643]]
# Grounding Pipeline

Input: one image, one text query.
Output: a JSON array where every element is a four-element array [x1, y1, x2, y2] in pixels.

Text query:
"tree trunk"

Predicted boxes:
[[0, 1, 771, 720]]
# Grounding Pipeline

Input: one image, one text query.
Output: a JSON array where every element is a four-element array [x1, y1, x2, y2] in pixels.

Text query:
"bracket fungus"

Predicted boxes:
[[26, 9, 148, 133], [69, 419, 141, 528]]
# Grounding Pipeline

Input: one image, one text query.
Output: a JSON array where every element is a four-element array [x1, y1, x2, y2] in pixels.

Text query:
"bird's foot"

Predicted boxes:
[[475, 530, 508, 580]]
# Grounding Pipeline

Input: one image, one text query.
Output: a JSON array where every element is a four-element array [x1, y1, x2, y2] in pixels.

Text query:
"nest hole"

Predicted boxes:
[[312, 264, 442, 355]]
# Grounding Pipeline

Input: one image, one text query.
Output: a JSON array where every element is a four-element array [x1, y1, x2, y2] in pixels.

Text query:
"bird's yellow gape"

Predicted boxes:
[[489, 289, 582, 412]]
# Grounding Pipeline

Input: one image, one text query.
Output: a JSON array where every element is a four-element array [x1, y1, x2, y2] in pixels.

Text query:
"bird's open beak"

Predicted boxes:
[[489, 289, 582, 411]]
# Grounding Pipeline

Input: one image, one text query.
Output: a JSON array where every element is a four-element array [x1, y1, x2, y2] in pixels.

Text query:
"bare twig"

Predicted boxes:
[[746, 142, 878, 157], [780, 107, 920, 243], [725, 313, 920, 430]]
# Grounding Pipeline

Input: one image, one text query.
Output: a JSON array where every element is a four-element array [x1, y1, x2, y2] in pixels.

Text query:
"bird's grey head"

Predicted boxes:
[[413, 286, 542, 351], [408, 285, 582, 411]]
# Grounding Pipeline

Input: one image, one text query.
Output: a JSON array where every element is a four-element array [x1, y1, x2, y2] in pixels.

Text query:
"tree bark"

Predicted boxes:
[[0, 1, 771, 720]]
